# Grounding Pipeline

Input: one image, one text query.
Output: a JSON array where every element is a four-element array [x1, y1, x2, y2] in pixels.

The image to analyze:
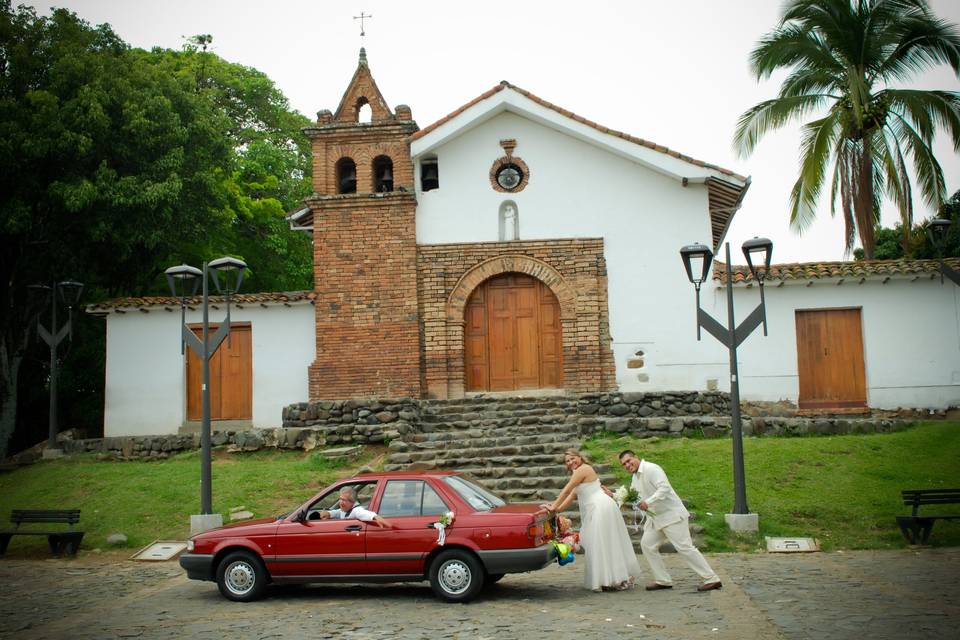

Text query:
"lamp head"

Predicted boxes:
[[928, 218, 951, 255], [58, 281, 84, 306], [679, 242, 713, 287], [164, 264, 202, 299], [742, 236, 773, 283], [208, 256, 247, 295]]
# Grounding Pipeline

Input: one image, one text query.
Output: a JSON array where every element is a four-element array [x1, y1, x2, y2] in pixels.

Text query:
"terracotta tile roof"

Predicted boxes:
[[86, 291, 315, 312], [410, 81, 747, 183], [714, 258, 960, 284]]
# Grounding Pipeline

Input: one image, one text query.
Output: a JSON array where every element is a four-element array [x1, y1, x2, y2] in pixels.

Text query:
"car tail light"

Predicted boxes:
[[527, 522, 545, 545]]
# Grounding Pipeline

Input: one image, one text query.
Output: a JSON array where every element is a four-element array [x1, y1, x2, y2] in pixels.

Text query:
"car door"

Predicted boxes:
[[365, 479, 451, 576], [269, 481, 377, 578]]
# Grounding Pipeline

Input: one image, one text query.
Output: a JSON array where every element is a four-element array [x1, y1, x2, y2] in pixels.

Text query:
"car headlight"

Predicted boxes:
[[186, 539, 195, 552]]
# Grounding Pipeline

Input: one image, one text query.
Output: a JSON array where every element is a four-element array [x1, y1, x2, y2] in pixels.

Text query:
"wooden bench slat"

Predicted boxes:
[[897, 489, 960, 544]]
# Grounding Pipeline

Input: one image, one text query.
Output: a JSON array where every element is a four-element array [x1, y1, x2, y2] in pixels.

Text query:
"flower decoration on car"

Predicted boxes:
[[433, 511, 455, 545]]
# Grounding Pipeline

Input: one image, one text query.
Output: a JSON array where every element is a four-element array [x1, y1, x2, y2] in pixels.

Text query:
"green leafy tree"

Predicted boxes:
[[143, 43, 313, 292], [855, 188, 960, 259], [0, 5, 235, 457], [735, 0, 960, 259]]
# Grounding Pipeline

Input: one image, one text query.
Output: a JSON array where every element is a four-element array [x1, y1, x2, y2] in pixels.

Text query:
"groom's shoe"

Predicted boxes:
[[645, 582, 673, 591], [697, 581, 723, 592]]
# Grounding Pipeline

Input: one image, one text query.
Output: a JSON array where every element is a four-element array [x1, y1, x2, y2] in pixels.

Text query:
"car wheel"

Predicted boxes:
[[429, 549, 484, 603], [216, 551, 268, 602]]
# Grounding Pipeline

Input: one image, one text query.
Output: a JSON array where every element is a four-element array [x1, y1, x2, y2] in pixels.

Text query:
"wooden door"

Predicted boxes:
[[186, 323, 252, 420], [464, 273, 562, 391], [795, 309, 867, 410]]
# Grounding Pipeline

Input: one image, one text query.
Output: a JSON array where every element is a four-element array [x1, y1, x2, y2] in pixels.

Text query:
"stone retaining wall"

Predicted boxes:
[[50, 389, 918, 461], [577, 415, 908, 439], [577, 391, 729, 417]]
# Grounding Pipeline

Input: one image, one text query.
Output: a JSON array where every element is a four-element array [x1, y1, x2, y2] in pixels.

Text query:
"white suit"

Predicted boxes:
[[630, 460, 719, 586]]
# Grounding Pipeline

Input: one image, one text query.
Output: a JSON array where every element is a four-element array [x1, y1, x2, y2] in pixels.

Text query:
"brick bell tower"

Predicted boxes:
[[304, 48, 421, 399]]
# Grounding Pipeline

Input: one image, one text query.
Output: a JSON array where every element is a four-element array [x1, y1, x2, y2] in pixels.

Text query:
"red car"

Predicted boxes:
[[179, 470, 556, 602]]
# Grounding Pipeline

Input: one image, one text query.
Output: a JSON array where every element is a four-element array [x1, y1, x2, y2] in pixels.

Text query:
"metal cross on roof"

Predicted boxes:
[[353, 12, 372, 37]]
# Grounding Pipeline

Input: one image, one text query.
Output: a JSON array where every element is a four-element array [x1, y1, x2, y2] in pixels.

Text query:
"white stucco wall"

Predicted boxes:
[[413, 110, 722, 395], [721, 276, 960, 409], [101, 302, 315, 437]]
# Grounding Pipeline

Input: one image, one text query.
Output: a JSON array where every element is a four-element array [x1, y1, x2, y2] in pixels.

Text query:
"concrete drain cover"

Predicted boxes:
[[131, 540, 188, 561], [766, 537, 820, 553]]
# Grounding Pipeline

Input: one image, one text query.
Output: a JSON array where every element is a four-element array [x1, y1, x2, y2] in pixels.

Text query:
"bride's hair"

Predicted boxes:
[[564, 449, 590, 466]]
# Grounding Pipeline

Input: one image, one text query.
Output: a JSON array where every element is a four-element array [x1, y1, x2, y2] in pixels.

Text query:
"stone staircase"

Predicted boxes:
[[384, 395, 614, 503], [382, 394, 698, 551]]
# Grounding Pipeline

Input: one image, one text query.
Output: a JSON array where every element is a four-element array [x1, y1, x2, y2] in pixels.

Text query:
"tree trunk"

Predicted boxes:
[[0, 338, 23, 460], [855, 137, 877, 259]]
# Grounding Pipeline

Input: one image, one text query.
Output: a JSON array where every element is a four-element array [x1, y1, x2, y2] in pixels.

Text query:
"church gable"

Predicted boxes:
[[332, 48, 394, 123], [412, 82, 750, 249]]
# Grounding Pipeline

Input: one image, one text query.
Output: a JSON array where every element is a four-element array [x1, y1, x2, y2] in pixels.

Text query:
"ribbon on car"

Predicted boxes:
[[433, 521, 447, 545]]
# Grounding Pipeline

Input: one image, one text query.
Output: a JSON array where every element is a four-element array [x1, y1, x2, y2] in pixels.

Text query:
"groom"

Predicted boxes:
[[618, 450, 722, 592]]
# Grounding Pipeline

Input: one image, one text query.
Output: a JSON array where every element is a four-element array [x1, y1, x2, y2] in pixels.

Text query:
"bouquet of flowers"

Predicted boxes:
[[433, 511, 455, 545], [613, 485, 639, 507]]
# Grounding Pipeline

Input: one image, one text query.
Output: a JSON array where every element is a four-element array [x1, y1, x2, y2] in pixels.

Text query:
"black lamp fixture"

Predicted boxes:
[[680, 242, 714, 341], [165, 264, 203, 354], [164, 257, 247, 517], [678, 238, 774, 522], [928, 218, 951, 253], [742, 236, 773, 335], [29, 279, 85, 451], [927, 218, 959, 286]]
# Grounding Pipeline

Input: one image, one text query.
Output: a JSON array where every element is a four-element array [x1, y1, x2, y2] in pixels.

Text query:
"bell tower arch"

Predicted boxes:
[[303, 49, 421, 399]]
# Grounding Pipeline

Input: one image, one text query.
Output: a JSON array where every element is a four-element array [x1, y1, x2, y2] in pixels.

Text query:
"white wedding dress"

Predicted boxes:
[[575, 479, 643, 591]]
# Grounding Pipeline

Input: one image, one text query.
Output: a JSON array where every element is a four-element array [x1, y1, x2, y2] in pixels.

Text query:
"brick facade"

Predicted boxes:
[[305, 50, 422, 400], [303, 51, 616, 401], [417, 240, 618, 399]]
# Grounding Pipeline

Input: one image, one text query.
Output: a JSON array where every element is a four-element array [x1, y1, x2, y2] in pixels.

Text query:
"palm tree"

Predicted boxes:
[[735, 0, 960, 259]]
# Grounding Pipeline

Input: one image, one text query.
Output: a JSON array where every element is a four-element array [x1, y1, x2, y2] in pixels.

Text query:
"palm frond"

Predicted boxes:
[[838, 141, 857, 251], [877, 130, 914, 232], [887, 111, 947, 210], [883, 88, 960, 150], [779, 67, 842, 99], [790, 112, 841, 231], [750, 23, 842, 81], [871, 6, 960, 83], [733, 95, 827, 158]]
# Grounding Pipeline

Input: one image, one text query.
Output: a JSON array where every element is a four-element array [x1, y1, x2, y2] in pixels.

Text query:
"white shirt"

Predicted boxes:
[[629, 460, 689, 530], [327, 504, 377, 522]]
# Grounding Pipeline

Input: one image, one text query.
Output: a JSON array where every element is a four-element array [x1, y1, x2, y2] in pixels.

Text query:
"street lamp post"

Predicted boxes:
[[166, 258, 246, 529], [928, 219, 960, 286], [29, 281, 84, 457], [679, 239, 772, 532]]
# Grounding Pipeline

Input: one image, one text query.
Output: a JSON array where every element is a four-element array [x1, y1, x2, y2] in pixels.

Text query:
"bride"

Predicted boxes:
[[541, 449, 642, 592]]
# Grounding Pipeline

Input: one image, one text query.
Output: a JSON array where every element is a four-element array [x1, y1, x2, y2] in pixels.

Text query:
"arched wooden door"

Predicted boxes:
[[464, 273, 563, 391]]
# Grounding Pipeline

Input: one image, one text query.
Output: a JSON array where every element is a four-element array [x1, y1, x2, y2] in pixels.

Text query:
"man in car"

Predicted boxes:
[[319, 486, 394, 528]]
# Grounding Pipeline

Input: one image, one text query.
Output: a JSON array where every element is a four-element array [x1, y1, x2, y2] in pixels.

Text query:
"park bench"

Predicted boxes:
[[0, 509, 85, 556], [896, 489, 960, 544]]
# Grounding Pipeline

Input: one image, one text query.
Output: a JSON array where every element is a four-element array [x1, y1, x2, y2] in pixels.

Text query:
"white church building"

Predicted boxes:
[[88, 50, 960, 437]]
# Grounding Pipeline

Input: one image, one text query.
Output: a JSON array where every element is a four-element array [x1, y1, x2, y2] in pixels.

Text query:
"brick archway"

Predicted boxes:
[[417, 240, 617, 400], [446, 256, 576, 323]]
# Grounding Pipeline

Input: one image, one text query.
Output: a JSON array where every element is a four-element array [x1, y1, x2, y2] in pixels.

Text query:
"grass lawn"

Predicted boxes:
[[583, 421, 960, 552], [0, 423, 958, 557], [0, 447, 386, 557]]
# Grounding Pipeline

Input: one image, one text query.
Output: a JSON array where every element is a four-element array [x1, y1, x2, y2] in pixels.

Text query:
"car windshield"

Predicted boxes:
[[443, 475, 506, 511]]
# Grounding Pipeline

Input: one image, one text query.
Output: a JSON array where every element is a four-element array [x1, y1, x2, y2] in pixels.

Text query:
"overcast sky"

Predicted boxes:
[[26, 0, 960, 263]]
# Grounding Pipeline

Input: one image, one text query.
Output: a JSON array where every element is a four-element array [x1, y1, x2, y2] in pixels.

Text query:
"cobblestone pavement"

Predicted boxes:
[[1, 548, 957, 640]]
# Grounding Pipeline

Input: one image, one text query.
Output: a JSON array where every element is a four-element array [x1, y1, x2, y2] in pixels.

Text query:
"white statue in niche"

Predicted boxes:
[[499, 202, 519, 241]]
